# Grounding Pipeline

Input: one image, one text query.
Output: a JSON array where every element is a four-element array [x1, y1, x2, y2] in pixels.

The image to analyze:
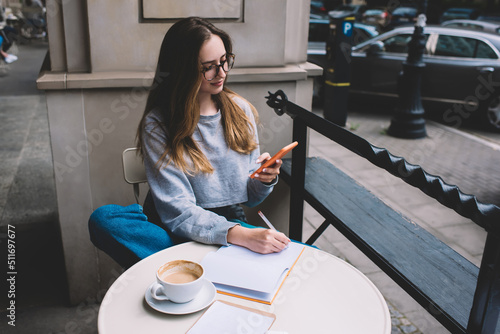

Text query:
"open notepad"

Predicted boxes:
[[187, 300, 275, 334], [201, 242, 305, 304]]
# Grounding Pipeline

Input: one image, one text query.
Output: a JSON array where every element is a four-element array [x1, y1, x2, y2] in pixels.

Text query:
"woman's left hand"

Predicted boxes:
[[252, 152, 282, 184]]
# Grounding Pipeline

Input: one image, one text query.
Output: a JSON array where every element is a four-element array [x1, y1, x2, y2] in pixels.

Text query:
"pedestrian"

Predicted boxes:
[[89, 17, 290, 268], [0, 28, 17, 63]]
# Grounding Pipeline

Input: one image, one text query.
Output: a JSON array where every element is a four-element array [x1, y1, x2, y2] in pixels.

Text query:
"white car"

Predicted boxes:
[[441, 19, 500, 34]]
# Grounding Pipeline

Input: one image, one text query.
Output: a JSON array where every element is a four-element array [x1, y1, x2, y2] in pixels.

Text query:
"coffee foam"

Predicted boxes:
[[158, 260, 203, 283]]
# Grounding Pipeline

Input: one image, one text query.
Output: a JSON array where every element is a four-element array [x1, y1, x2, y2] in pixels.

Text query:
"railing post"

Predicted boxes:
[[289, 117, 307, 241], [467, 232, 500, 333]]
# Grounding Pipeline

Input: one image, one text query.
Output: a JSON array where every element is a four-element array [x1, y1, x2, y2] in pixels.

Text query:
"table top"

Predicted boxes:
[[98, 242, 391, 334]]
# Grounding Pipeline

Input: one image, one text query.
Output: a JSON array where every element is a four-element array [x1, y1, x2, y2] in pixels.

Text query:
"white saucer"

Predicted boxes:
[[145, 279, 216, 315]]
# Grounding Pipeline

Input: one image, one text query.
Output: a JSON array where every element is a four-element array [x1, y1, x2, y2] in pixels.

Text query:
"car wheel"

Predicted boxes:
[[484, 95, 500, 131]]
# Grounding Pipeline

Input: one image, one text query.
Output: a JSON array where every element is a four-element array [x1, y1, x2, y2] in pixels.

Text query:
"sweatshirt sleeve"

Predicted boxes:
[[142, 119, 238, 246]]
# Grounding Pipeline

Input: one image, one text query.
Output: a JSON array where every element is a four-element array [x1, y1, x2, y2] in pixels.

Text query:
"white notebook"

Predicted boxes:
[[201, 242, 305, 304], [187, 300, 275, 334]]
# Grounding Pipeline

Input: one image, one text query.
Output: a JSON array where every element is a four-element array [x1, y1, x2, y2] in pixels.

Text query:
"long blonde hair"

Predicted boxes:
[[136, 17, 258, 174]]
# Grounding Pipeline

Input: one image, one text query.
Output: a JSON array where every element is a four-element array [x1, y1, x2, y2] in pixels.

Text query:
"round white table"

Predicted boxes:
[[98, 242, 391, 333]]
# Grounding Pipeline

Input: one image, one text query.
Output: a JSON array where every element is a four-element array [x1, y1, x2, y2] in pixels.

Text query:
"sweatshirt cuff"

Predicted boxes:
[[262, 175, 279, 187], [213, 221, 240, 246]]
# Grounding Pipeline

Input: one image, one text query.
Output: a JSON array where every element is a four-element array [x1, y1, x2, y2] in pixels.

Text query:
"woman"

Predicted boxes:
[[89, 17, 289, 268]]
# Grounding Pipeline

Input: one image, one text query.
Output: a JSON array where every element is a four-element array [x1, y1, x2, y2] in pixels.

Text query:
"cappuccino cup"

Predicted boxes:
[[150, 260, 205, 303]]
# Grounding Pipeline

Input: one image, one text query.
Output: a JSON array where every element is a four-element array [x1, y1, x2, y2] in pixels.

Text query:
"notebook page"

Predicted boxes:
[[186, 300, 275, 334], [202, 243, 304, 293], [202, 252, 284, 292]]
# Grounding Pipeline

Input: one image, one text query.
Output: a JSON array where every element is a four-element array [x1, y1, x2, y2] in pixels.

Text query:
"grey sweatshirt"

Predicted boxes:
[[142, 96, 276, 245]]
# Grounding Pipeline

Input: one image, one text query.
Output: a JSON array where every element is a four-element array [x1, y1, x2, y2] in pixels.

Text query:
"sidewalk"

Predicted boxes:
[[2, 41, 500, 333]]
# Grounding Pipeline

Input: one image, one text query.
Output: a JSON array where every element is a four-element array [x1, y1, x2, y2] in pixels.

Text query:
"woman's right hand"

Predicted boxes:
[[227, 225, 291, 254]]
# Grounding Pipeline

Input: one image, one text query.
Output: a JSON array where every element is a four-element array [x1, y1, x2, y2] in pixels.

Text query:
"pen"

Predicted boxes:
[[258, 211, 290, 249], [258, 210, 277, 230]]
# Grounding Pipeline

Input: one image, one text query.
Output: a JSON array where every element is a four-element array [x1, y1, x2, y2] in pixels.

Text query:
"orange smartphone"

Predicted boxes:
[[250, 141, 298, 179]]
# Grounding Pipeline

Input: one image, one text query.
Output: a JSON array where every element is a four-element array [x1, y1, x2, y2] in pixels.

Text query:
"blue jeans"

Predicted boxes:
[[88, 202, 315, 268], [88, 204, 176, 269], [88, 196, 250, 268]]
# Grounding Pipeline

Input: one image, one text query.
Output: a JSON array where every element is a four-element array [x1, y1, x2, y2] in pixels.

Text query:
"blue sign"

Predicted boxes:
[[342, 21, 353, 37]]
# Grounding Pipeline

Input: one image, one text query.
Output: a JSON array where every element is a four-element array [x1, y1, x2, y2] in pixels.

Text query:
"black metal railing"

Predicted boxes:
[[266, 90, 500, 333]]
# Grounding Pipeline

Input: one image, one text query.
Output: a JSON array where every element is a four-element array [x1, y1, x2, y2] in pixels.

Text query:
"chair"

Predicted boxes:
[[122, 147, 147, 204], [121, 148, 176, 243]]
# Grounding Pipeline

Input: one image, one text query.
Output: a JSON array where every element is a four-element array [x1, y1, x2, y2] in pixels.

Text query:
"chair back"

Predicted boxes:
[[122, 147, 147, 203]]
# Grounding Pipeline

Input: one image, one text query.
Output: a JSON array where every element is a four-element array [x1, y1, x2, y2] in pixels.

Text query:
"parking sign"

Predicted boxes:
[[342, 21, 353, 37]]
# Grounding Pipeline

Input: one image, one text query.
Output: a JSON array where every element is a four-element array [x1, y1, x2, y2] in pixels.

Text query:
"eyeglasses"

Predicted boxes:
[[201, 53, 235, 81]]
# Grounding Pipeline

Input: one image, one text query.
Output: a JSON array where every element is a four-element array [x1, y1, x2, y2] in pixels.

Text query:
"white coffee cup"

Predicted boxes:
[[150, 260, 205, 303]]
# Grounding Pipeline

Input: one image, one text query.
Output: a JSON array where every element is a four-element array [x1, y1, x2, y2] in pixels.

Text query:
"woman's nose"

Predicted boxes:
[[217, 67, 227, 79]]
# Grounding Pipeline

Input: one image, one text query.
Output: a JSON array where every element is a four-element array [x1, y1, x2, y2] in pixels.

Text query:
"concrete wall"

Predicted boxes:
[[38, 0, 321, 304]]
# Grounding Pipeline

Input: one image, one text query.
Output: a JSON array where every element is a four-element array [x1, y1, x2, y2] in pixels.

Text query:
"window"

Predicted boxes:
[[445, 22, 484, 31], [382, 34, 412, 53], [392, 7, 417, 16], [435, 35, 475, 57], [308, 20, 329, 42], [381, 34, 430, 54], [463, 23, 484, 31], [434, 35, 498, 59], [476, 40, 498, 59]]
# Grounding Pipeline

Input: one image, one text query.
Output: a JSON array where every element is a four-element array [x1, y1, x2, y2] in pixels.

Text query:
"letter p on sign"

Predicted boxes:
[[342, 21, 353, 37]]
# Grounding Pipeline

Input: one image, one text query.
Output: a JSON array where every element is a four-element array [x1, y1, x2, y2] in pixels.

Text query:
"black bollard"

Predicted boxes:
[[388, 13, 428, 139]]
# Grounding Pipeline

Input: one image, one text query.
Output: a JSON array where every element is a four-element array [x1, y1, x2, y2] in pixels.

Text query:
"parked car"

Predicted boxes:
[[328, 4, 367, 21], [439, 7, 481, 23], [386, 6, 418, 30], [351, 23, 379, 45], [310, 0, 341, 15], [478, 13, 500, 22], [441, 19, 500, 34], [310, 1, 328, 16], [362, 7, 391, 29], [310, 25, 500, 130], [348, 26, 500, 130]]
